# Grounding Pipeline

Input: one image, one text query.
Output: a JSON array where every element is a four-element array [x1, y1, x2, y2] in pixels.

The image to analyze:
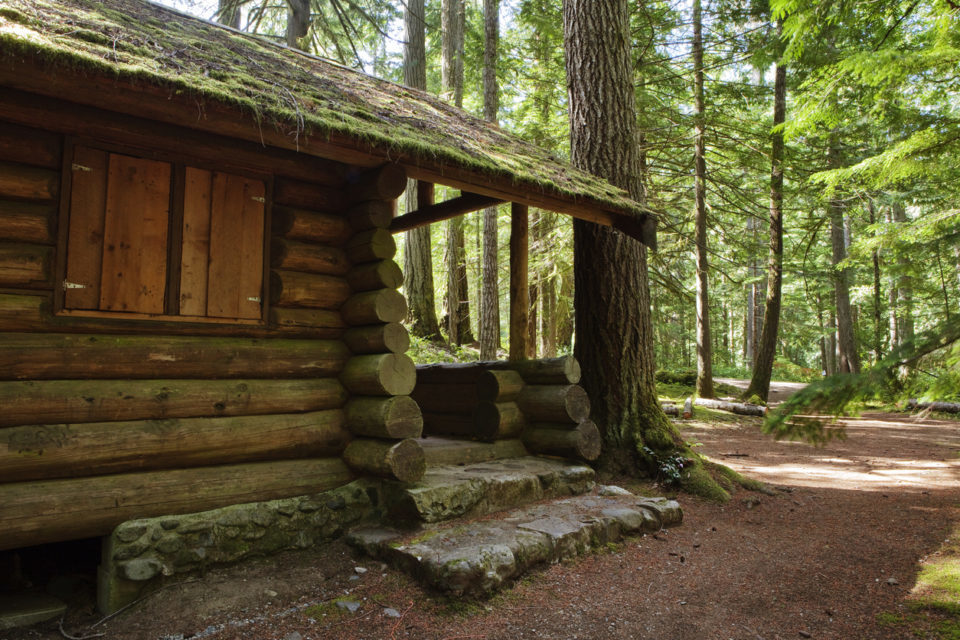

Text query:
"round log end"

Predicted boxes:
[[387, 438, 425, 483], [575, 420, 602, 461]]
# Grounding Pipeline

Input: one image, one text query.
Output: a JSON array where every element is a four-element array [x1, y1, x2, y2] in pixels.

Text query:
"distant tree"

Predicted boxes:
[[478, 0, 501, 359]]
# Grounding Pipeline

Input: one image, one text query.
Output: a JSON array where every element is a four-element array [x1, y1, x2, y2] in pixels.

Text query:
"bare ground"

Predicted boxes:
[[13, 382, 960, 640]]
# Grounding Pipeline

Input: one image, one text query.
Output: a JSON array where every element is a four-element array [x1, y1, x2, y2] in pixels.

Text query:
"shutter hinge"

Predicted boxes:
[[247, 296, 261, 303], [63, 280, 87, 290], [251, 196, 265, 203], [72, 163, 93, 172]]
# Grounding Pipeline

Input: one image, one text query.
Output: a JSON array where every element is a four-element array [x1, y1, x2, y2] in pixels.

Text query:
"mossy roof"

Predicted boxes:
[[0, 0, 652, 233]]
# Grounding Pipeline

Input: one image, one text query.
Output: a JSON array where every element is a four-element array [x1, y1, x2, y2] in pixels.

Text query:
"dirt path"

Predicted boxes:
[[20, 386, 960, 640]]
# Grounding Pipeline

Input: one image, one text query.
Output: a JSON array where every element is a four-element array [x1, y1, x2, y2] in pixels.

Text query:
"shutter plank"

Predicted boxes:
[[64, 147, 108, 310], [179, 167, 212, 316], [99, 154, 170, 314], [237, 177, 265, 320], [206, 172, 245, 318]]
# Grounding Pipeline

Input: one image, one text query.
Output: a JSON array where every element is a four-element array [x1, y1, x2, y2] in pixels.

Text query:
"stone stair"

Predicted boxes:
[[348, 490, 681, 597], [350, 436, 683, 597]]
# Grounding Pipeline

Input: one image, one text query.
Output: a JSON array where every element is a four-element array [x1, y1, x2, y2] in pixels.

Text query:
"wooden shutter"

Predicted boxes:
[[98, 153, 171, 314], [181, 170, 264, 320], [63, 146, 109, 310]]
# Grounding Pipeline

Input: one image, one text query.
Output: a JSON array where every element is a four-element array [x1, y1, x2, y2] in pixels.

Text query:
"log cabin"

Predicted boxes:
[[0, 0, 656, 606]]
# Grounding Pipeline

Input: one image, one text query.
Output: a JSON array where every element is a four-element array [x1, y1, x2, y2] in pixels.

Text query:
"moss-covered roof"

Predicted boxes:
[[0, 0, 653, 236]]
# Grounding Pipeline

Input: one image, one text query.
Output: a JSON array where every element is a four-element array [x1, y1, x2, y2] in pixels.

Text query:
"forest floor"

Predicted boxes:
[[15, 381, 960, 640]]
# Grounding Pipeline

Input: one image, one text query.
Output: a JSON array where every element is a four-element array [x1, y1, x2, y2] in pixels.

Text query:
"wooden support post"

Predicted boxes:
[[417, 180, 435, 209], [509, 203, 529, 361]]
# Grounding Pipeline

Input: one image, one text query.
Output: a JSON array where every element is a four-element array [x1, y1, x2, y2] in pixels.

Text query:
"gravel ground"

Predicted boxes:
[[13, 384, 960, 640]]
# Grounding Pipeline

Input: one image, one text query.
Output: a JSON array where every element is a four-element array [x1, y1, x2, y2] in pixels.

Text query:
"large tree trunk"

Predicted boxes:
[[402, 0, 441, 341], [828, 136, 860, 374], [286, 0, 310, 49], [743, 23, 786, 402], [692, 0, 714, 399], [563, 0, 679, 473], [478, 0, 501, 360], [217, 0, 241, 28]]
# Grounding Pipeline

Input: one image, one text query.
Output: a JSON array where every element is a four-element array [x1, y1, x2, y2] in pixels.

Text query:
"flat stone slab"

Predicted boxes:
[[383, 456, 596, 524], [0, 593, 67, 630], [348, 488, 681, 597]]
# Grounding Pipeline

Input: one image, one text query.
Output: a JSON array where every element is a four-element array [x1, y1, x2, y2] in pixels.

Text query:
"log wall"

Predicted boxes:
[[412, 356, 601, 463], [0, 113, 412, 551]]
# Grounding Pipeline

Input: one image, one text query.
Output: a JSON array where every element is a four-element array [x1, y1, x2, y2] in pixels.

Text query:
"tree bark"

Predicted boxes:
[[402, 1, 441, 341], [217, 0, 241, 28], [692, 0, 714, 399], [285, 0, 310, 50], [868, 198, 884, 361], [828, 135, 861, 374], [563, 0, 678, 474], [478, 0, 501, 360], [743, 23, 786, 402]]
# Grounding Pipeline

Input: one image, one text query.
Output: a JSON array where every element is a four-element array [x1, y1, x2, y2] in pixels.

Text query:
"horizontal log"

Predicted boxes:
[[346, 260, 404, 292], [0, 458, 354, 551], [269, 269, 351, 309], [0, 120, 62, 169], [342, 437, 424, 483], [0, 378, 347, 428], [345, 395, 423, 439], [693, 397, 766, 417], [0, 410, 351, 483], [518, 385, 591, 424], [340, 353, 416, 396], [489, 356, 582, 385], [661, 403, 679, 416], [270, 238, 349, 275], [0, 242, 52, 288], [269, 307, 345, 332], [346, 228, 396, 263], [0, 200, 56, 244], [522, 421, 601, 462], [474, 401, 525, 440], [0, 292, 47, 331], [343, 322, 410, 354], [273, 177, 345, 211], [419, 437, 528, 467], [272, 205, 352, 244], [346, 164, 406, 203], [340, 289, 407, 325], [390, 192, 505, 234], [0, 333, 349, 380], [906, 399, 960, 413], [347, 200, 393, 231], [0, 161, 59, 201], [477, 370, 525, 402]]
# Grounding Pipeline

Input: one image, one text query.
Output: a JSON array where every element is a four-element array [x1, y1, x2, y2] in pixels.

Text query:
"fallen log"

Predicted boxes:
[[518, 384, 591, 424], [907, 399, 960, 414], [693, 397, 766, 417], [0, 458, 355, 551], [342, 437, 424, 483], [522, 421, 601, 462], [661, 403, 679, 416], [0, 410, 351, 482], [345, 395, 423, 439], [0, 378, 346, 427]]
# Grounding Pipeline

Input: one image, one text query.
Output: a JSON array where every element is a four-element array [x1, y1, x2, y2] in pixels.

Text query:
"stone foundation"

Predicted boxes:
[[98, 479, 380, 613]]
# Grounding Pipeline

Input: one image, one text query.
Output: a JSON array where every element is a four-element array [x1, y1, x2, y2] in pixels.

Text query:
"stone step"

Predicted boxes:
[[348, 489, 682, 597], [380, 456, 595, 524], [0, 593, 67, 631], [418, 437, 528, 467]]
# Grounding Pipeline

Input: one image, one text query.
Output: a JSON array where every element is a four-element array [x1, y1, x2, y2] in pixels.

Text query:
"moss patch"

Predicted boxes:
[[0, 0, 653, 224]]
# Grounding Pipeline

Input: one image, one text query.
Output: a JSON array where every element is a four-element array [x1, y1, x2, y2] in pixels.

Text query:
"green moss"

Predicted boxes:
[[679, 462, 730, 503], [303, 601, 345, 620], [705, 460, 773, 495], [0, 0, 653, 224], [875, 611, 905, 626]]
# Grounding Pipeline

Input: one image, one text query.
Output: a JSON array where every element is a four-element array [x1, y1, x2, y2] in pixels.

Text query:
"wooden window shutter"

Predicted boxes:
[[98, 153, 171, 314], [181, 170, 264, 320], [64, 146, 109, 310]]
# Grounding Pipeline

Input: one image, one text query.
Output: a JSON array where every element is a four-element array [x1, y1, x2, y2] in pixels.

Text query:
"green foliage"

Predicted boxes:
[[640, 446, 689, 486]]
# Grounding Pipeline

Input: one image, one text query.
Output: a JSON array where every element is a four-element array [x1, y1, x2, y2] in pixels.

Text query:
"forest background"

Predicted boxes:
[[163, 0, 960, 408]]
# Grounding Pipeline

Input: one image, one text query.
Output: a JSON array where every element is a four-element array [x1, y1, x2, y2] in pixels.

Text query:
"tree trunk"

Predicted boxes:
[[827, 135, 860, 374], [285, 0, 310, 49], [692, 0, 714, 399], [563, 0, 689, 478], [478, 0, 501, 359], [868, 198, 884, 361], [402, 0, 441, 341], [891, 201, 914, 345], [743, 24, 786, 402], [217, 0, 241, 28]]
